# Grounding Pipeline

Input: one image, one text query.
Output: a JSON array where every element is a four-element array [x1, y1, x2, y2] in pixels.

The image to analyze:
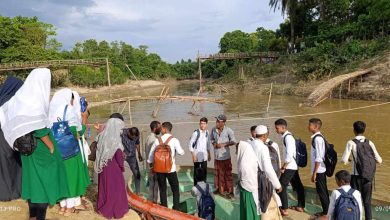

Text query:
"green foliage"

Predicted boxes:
[[172, 59, 197, 79], [69, 66, 107, 87]]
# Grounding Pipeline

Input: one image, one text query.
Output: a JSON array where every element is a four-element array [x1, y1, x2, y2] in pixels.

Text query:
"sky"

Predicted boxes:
[[0, 0, 284, 63]]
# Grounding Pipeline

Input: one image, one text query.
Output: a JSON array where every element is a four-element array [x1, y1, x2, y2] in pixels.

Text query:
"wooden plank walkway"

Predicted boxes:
[[0, 58, 107, 71], [198, 52, 279, 61], [304, 69, 373, 107]]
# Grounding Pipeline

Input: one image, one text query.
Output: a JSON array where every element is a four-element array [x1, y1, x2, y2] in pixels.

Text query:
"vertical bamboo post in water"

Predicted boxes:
[[266, 82, 273, 113], [197, 50, 202, 93], [128, 100, 133, 125], [106, 58, 111, 87]]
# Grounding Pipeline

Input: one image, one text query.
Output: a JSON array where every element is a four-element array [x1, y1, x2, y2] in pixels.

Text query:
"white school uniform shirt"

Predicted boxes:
[[251, 139, 282, 212], [341, 135, 382, 175], [147, 133, 185, 173], [327, 185, 363, 220], [188, 129, 211, 162], [311, 132, 326, 174], [281, 131, 298, 170]]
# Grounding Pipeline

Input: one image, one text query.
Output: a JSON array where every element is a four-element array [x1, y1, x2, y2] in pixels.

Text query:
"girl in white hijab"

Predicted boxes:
[[0, 68, 69, 220], [237, 141, 261, 219], [49, 88, 90, 216]]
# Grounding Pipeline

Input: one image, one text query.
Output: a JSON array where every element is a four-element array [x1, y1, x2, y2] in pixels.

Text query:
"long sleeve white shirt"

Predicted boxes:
[[327, 185, 363, 220], [251, 139, 282, 190], [311, 132, 326, 174], [188, 129, 211, 162], [341, 135, 382, 175], [281, 131, 298, 170], [147, 133, 185, 173]]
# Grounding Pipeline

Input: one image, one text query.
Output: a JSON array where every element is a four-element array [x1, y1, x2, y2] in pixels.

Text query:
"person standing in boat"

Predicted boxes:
[[145, 121, 161, 203], [341, 121, 382, 220], [210, 114, 236, 198], [122, 127, 143, 195], [95, 113, 129, 219], [147, 122, 185, 211], [251, 125, 283, 220], [237, 141, 261, 220], [274, 119, 305, 216], [309, 118, 329, 217], [188, 117, 211, 186], [0, 76, 23, 202]]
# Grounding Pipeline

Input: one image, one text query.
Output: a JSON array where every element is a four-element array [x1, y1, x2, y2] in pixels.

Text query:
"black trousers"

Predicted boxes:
[[157, 172, 180, 211], [278, 169, 305, 209], [315, 173, 329, 214], [351, 175, 373, 220], [193, 161, 207, 186], [28, 200, 48, 220]]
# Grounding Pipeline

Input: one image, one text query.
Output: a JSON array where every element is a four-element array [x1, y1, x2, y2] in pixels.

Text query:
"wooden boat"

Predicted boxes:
[[127, 166, 390, 220]]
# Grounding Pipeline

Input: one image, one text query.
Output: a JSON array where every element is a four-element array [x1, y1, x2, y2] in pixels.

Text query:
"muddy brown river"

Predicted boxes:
[[85, 82, 390, 203]]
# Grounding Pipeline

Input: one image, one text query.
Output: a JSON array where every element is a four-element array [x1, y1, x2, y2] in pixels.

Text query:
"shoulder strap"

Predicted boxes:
[[311, 134, 324, 149], [63, 105, 69, 121], [158, 137, 163, 145], [164, 136, 174, 145], [195, 184, 206, 196]]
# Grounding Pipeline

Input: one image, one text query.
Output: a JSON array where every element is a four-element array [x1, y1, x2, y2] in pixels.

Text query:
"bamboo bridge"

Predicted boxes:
[[0, 58, 108, 72], [197, 52, 279, 61]]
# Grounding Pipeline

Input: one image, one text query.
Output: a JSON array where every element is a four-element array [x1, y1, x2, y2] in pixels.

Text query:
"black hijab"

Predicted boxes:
[[0, 76, 24, 106]]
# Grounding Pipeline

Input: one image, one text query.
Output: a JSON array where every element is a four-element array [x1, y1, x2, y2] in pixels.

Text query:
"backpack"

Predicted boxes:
[[266, 141, 280, 174], [352, 139, 376, 181], [312, 134, 337, 177], [257, 166, 274, 212], [13, 132, 37, 156], [153, 136, 173, 173], [283, 134, 308, 168], [192, 129, 208, 149], [196, 183, 215, 220], [334, 188, 360, 220], [51, 105, 80, 160]]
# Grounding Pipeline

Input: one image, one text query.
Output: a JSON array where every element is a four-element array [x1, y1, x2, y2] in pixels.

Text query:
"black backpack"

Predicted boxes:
[[312, 134, 338, 177], [352, 139, 376, 181], [265, 141, 280, 174], [13, 132, 37, 156], [257, 166, 273, 212], [283, 134, 308, 168]]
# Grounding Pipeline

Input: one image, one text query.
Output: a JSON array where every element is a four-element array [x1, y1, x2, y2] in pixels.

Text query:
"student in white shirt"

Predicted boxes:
[[251, 125, 283, 220], [147, 122, 185, 211], [308, 118, 329, 217], [327, 170, 363, 220], [275, 119, 305, 216], [247, 125, 257, 142], [188, 117, 212, 186], [341, 121, 382, 220]]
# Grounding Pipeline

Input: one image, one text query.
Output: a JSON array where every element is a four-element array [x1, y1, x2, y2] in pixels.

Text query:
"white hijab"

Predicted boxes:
[[237, 141, 261, 215], [0, 68, 51, 147], [72, 91, 82, 124], [94, 118, 125, 174], [49, 88, 81, 130]]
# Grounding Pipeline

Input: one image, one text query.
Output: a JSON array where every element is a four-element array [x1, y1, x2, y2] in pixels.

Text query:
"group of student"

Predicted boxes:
[[0, 68, 92, 220], [137, 114, 382, 220]]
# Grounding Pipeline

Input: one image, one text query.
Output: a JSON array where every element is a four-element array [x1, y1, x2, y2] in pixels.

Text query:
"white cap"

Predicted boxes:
[[255, 125, 268, 135]]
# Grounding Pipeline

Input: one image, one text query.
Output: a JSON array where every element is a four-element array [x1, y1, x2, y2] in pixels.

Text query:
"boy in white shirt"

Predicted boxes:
[[309, 118, 329, 217], [327, 170, 363, 220], [147, 122, 185, 211], [341, 121, 382, 220]]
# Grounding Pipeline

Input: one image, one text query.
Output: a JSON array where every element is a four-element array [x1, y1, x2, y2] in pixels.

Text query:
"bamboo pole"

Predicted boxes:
[[125, 64, 150, 96], [128, 100, 133, 125], [197, 50, 202, 93], [106, 58, 111, 87], [266, 83, 273, 113]]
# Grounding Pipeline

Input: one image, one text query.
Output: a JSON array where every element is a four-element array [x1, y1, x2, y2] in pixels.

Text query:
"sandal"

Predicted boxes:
[[289, 206, 305, 212], [63, 208, 79, 217], [280, 209, 289, 216], [58, 207, 66, 215]]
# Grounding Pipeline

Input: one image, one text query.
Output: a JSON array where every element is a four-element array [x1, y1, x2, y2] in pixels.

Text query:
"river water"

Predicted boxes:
[[86, 82, 390, 203]]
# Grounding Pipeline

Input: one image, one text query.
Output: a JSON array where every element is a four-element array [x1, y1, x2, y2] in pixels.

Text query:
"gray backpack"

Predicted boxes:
[[352, 139, 376, 181]]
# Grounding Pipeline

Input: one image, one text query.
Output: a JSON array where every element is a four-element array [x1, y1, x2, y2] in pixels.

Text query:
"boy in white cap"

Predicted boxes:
[[251, 125, 283, 220]]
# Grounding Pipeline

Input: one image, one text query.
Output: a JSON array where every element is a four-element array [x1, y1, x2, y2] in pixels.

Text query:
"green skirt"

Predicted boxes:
[[240, 186, 260, 220], [21, 128, 69, 205], [62, 151, 90, 197]]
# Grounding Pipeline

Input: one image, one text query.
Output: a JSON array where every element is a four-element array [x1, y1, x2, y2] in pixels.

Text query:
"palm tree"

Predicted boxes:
[[269, 0, 298, 47]]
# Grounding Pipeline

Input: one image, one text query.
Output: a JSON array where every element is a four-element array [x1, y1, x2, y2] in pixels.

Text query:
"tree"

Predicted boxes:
[[269, 0, 299, 46], [219, 30, 254, 53]]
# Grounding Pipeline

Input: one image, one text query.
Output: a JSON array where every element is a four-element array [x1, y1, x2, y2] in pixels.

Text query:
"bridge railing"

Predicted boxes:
[[198, 51, 279, 60], [0, 58, 107, 70]]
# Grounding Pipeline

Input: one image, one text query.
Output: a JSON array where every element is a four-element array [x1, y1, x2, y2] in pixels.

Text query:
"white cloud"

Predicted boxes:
[[0, 0, 283, 62]]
